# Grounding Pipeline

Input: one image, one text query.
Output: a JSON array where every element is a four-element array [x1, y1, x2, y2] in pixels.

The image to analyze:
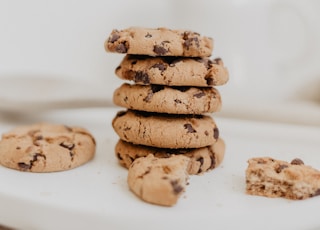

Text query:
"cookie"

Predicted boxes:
[[115, 55, 229, 86], [113, 83, 222, 114], [127, 154, 190, 206], [112, 110, 219, 149], [105, 27, 213, 57], [115, 138, 225, 175], [0, 123, 96, 172], [246, 157, 320, 200]]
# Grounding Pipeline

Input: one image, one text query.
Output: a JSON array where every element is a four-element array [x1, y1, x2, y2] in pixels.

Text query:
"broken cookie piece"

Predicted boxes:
[[246, 157, 320, 200], [127, 154, 190, 206]]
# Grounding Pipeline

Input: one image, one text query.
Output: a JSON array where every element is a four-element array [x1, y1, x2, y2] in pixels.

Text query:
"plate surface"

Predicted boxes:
[[0, 108, 320, 230]]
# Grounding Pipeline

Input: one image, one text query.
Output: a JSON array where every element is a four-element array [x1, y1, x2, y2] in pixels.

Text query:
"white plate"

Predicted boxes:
[[0, 108, 320, 230]]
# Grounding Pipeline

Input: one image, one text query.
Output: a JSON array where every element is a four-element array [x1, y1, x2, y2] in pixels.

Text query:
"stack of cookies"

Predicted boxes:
[[105, 27, 229, 205]]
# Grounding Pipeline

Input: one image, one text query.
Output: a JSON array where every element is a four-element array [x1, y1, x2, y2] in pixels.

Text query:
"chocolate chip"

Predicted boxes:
[[108, 32, 120, 43], [60, 142, 75, 150], [152, 63, 167, 72], [18, 153, 46, 171], [171, 180, 183, 195], [116, 153, 123, 160], [209, 155, 216, 169], [290, 158, 304, 165], [205, 76, 214, 86], [183, 32, 200, 49], [145, 33, 152, 38], [174, 99, 182, 104], [275, 164, 288, 173], [134, 71, 150, 84], [204, 131, 209, 136], [213, 127, 219, 139], [18, 162, 31, 170], [197, 157, 204, 174], [184, 124, 196, 133], [197, 157, 204, 166], [193, 91, 206, 98], [116, 42, 127, 53], [153, 45, 168, 55]]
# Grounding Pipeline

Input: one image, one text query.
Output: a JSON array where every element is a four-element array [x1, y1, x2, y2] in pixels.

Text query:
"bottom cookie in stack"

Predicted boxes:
[[115, 138, 225, 175]]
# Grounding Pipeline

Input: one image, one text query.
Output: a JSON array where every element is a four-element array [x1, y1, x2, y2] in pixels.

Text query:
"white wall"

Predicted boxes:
[[1, 0, 320, 123]]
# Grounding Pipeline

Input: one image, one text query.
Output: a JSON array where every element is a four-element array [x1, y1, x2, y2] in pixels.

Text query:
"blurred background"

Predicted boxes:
[[0, 0, 319, 125]]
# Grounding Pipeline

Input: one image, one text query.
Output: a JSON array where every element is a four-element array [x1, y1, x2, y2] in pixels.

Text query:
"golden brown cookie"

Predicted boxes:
[[113, 83, 222, 114], [115, 55, 228, 86], [127, 154, 190, 206], [105, 27, 213, 57], [0, 123, 96, 172], [246, 157, 320, 200], [115, 138, 225, 175], [112, 110, 219, 149]]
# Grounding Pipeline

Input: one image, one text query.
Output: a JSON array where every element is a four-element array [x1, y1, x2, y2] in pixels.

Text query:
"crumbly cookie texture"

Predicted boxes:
[[105, 27, 213, 57], [127, 154, 190, 206], [115, 138, 225, 175], [0, 123, 96, 172], [112, 110, 219, 149], [115, 55, 229, 86], [113, 83, 222, 114], [246, 157, 320, 200]]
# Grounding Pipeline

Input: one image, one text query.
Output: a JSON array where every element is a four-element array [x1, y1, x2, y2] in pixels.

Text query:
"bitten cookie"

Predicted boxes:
[[115, 55, 229, 86], [246, 157, 320, 200], [113, 83, 222, 114], [112, 110, 219, 149], [127, 154, 190, 206], [0, 123, 96, 172], [105, 27, 213, 57], [115, 138, 225, 175]]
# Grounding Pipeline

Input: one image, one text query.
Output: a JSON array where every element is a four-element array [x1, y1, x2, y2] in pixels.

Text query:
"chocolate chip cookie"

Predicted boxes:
[[115, 55, 229, 86], [113, 83, 222, 114], [115, 138, 225, 175], [127, 154, 190, 206], [0, 123, 96, 172], [105, 27, 213, 57], [112, 110, 219, 149], [246, 157, 320, 200]]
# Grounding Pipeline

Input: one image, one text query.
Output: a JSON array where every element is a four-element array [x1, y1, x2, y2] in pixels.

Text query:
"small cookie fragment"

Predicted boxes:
[[0, 123, 96, 172], [115, 55, 229, 86], [127, 154, 190, 206], [246, 157, 320, 200], [105, 27, 213, 57], [113, 83, 222, 114], [115, 138, 225, 175]]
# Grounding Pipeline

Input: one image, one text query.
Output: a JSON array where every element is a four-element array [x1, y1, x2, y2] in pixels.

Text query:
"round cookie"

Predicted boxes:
[[112, 110, 219, 149], [0, 123, 96, 172], [116, 55, 229, 86], [127, 154, 190, 206], [115, 138, 225, 175], [105, 27, 213, 57], [113, 83, 222, 114]]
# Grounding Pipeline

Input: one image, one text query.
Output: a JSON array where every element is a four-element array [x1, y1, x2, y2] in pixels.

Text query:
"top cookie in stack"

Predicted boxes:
[[105, 27, 228, 173]]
